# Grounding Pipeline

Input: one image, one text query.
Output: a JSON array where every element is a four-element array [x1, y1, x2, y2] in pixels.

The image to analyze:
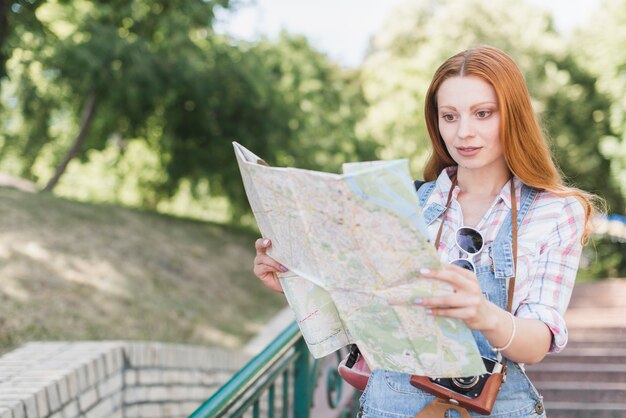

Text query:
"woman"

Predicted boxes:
[[253, 45, 599, 417]]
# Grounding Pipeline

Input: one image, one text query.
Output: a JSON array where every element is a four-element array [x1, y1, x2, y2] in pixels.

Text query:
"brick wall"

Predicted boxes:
[[0, 341, 249, 418]]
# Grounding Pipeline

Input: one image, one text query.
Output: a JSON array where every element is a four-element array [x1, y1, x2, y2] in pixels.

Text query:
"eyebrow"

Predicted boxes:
[[438, 102, 498, 111]]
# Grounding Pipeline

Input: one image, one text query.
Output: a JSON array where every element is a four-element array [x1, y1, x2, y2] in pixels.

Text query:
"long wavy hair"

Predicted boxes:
[[423, 45, 600, 241]]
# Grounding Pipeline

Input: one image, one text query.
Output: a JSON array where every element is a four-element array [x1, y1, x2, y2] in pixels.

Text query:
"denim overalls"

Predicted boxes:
[[358, 181, 547, 418]]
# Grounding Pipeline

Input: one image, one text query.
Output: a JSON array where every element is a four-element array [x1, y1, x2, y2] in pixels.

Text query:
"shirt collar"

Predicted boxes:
[[436, 166, 458, 199], [499, 177, 522, 210], [436, 166, 521, 210]]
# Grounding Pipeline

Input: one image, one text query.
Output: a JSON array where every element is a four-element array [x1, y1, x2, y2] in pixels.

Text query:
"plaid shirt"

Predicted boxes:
[[425, 168, 585, 352]]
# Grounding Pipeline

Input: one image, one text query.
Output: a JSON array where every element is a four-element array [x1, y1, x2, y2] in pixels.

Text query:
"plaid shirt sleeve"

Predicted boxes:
[[514, 195, 586, 353]]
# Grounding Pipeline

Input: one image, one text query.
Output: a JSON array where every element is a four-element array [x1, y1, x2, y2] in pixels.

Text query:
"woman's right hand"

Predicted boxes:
[[253, 238, 287, 293]]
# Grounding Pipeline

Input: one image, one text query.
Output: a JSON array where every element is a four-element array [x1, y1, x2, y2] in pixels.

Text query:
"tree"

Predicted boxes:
[[2, 1, 377, 219], [3, 0, 232, 191], [574, 0, 626, 211], [571, 0, 626, 278], [0, 0, 57, 174], [159, 33, 378, 219], [0, 0, 49, 79]]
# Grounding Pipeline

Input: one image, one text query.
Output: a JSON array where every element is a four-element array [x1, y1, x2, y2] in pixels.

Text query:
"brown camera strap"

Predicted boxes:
[[509, 180, 518, 315], [434, 177, 518, 357]]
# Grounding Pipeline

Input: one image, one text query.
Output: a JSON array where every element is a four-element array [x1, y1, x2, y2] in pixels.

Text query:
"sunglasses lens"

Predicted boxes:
[[457, 227, 483, 254], [451, 259, 475, 272]]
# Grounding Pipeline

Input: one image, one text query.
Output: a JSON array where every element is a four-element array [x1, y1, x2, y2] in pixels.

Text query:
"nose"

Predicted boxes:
[[457, 117, 475, 139]]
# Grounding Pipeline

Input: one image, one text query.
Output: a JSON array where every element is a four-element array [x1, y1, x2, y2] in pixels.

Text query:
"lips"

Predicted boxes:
[[456, 146, 482, 157]]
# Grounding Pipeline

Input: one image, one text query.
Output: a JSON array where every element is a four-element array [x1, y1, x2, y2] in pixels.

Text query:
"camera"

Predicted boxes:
[[427, 356, 503, 399], [411, 354, 506, 414]]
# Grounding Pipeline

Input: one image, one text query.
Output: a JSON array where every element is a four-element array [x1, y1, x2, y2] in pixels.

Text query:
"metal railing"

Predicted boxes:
[[189, 321, 358, 418]]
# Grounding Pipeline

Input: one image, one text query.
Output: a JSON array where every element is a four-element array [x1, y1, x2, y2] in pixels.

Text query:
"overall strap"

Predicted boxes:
[[434, 177, 458, 249], [494, 184, 538, 245], [491, 183, 539, 366], [508, 183, 518, 313], [414, 179, 426, 193], [500, 182, 537, 368], [506, 183, 538, 312], [491, 184, 538, 279], [416, 180, 437, 208]]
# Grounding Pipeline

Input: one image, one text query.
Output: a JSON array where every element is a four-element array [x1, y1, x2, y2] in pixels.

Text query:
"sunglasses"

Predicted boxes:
[[450, 226, 484, 273]]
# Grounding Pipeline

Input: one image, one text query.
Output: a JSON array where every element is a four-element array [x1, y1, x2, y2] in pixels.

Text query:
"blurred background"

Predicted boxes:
[[0, 0, 625, 353]]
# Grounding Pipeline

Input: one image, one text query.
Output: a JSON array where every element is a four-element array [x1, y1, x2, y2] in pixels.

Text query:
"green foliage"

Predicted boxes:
[[1, 0, 376, 221], [0, 0, 59, 176], [579, 237, 626, 280], [0, 0, 624, 278], [49, 139, 167, 207], [573, 0, 626, 210], [357, 0, 625, 278], [539, 56, 624, 213], [1, 0, 48, 78], [185, 34, 378, 219], [359, 0, 624, 211], [360, 0, 561, 170]]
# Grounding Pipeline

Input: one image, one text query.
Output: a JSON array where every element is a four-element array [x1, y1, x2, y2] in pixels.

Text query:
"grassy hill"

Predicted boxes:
[[0, 186, 286, 356]]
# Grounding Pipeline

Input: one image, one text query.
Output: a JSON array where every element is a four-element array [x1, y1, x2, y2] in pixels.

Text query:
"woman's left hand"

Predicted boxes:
[[417, 265, 494, 331]]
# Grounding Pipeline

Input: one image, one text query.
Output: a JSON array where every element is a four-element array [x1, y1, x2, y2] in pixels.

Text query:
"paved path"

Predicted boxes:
[[0, 172, 37, 192]]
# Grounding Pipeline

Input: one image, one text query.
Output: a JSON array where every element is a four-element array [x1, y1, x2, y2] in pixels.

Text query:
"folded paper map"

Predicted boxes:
[[233, 142, 485, 377]]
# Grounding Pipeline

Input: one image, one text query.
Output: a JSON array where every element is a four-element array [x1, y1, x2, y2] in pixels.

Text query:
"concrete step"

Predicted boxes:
[[526, 362, 626, 382], [537, 347, 626, 364], [534, 381, 626, 403], [544, 402, 626, 418], [564, 279, 626, 328], [535, 280, 626, 416], [566, 340, 626, 349], [567, 328, 626, 342], [566, 328, 626, 346], [567, 279, 626, 307], [565, 308, 626, 328]]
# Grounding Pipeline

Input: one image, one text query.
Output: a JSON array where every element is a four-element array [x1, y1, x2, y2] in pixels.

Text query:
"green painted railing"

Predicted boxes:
[[189, 321, 359, 418]]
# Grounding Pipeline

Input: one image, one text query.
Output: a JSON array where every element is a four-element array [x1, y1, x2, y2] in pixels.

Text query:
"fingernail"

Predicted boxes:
[[279, 264, 288, 272], [263, 239, 270, 247], [420, 267, 431, 275], [425, 308, 433, 315], [414, 298, 423, 305]]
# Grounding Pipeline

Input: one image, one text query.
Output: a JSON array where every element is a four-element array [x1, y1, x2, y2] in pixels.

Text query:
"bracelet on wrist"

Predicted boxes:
[[492, 311, 516, 353]]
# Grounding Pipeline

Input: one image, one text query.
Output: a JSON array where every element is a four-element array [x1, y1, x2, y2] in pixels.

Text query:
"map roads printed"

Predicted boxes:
[[234, 142, 485, 377]]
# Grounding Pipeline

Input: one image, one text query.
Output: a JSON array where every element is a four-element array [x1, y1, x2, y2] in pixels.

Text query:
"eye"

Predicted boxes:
[[476, 110, 491, 119], [441, 113, 457, 122]]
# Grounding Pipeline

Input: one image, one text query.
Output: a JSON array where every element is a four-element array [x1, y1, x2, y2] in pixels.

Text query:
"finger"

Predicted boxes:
[[428, 306, 476, 319], [254, 261, 276, 277], [254, 257, 288, 275], [259, 270, 279, 283], [254, 253, 287, 271], [420, 266, 477, 290], [255, 238, 272, 254], [442, 263, 478, 278], [261, 272, 284, 293], [420, 293, 481, 309], [422, 264, 476, 280]]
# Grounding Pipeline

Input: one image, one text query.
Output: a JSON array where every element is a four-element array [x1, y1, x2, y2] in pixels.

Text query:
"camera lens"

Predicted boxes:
[[451, 376, 480, 391]]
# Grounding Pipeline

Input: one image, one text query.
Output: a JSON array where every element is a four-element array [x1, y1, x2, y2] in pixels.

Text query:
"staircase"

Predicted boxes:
[[525, 279, 626, 418]]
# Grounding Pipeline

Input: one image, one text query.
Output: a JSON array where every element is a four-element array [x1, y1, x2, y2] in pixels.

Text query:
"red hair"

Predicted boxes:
[[423, 45, 599, 241]]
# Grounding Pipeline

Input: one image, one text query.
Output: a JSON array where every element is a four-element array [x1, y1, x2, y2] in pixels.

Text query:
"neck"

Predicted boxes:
[[456, 165, 511, 197]]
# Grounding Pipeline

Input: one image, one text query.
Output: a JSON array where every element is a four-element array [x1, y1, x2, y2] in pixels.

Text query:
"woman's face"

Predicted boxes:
[[436, 76, 505, 173]]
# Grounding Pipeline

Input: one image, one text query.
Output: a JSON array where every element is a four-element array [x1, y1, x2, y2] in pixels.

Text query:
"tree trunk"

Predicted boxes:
[[43, 90, 98, 192]]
